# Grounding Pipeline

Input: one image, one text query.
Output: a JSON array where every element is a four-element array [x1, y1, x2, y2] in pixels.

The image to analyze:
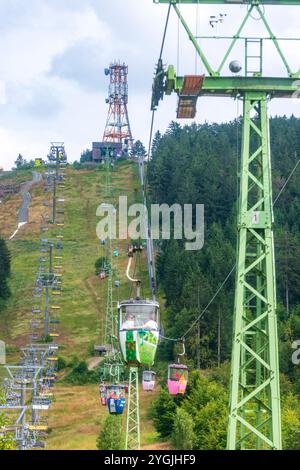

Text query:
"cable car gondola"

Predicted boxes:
[[118, 246, 160, 368], [99, 384, 108, 406], [106, 385, 126, 415], [118, 299, 160, 367], [167, 364, 188, 396], [142, 371, 156, 391]]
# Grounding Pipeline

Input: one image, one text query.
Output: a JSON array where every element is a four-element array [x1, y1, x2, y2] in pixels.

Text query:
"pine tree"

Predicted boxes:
[[130, 140, 147, 159], [171, 407, 195, 450], [96, 415, 124, 450]]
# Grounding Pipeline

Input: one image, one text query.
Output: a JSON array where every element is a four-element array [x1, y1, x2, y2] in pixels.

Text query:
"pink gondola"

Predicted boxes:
[[167, 364, 188, 396]]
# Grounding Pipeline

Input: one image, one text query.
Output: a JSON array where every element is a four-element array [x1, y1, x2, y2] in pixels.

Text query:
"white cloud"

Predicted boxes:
[[0, 1, 299, 170]]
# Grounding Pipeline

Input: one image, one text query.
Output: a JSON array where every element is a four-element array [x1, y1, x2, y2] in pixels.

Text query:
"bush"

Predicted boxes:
[[0, 394, 15, 450], [151, 388, 178, 438], [171, 407, 195, 450], [191, 397, 228, 450], [64, 361, 90, 385], [152, 371, 229, 449], [95, 257, 108, 276], [80, 149, 93, 164], [64, 361, 101, 385], [57, 356, 67, 371], [181, 372, 228, 450], [43, 335, 54, 344], [97, 415, 124, 450], [282, 393, 300, 450]]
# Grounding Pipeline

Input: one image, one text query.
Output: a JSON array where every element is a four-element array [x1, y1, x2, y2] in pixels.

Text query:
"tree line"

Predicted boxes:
[[0, 239, 11, 307]]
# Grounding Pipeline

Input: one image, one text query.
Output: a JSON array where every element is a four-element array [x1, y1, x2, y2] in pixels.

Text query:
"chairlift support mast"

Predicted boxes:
[[152, 0, 300, 450], [100, 149, 124, 384], [47, 143, 67, 224]]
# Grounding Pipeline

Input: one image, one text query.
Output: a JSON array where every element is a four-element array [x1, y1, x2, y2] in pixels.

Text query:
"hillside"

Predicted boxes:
[[2, 117, 300, 451], [0, 161, 165, 450], [0, 162, 144, 358]]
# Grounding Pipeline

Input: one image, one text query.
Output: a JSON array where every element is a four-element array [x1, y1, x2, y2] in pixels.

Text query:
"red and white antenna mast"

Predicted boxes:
[[103, 62, 133, 151]]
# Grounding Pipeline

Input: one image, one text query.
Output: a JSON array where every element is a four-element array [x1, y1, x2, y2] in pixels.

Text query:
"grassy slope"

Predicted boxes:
[[1, 162, 146, 357], [46, 384, 162, 450], [0, 162, 168, 450]]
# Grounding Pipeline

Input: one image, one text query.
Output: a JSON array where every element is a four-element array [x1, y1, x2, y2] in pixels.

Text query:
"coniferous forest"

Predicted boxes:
[[0, 239, 11, 304], [148, 116, 300, 449]]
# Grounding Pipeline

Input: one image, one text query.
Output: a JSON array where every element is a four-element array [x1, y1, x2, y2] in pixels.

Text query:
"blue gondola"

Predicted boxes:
[[114, 248, 119, 258], [107, 385, 126, 415]]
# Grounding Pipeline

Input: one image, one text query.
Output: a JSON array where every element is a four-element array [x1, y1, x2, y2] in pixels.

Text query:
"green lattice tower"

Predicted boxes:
[[152, 0, 300, 450], [126, 367, 140, 450], [227, 92, 281, 449], [104, 229, 114, 347], [102, 148, 115, 351], [105, 148, 112, 199], [101, 148, 123, 382]]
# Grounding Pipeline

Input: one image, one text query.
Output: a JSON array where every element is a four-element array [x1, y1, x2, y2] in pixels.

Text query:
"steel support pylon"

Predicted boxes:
[[125, 367, 140, 450], [103, 150, 120, 370], [227, 92, 281, 450], [104, 234, 114, 347], [99, 148, 124, 387]]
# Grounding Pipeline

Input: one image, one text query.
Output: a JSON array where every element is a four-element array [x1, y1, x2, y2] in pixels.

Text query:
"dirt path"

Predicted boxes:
[[9, 171, 42, 240], [87, 357, 102, 370]]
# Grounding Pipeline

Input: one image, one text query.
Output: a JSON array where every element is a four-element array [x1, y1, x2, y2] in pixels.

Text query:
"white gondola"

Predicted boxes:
[[142, 371, 156, 391], [118, 299, 159, 367]]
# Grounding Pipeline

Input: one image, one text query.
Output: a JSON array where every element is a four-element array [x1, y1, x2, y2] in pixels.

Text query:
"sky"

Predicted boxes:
[[0, 0, 300, 170]]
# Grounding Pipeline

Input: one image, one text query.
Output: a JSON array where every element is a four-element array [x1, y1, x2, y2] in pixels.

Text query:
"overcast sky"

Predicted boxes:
[[0, 0, 300, 170]]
